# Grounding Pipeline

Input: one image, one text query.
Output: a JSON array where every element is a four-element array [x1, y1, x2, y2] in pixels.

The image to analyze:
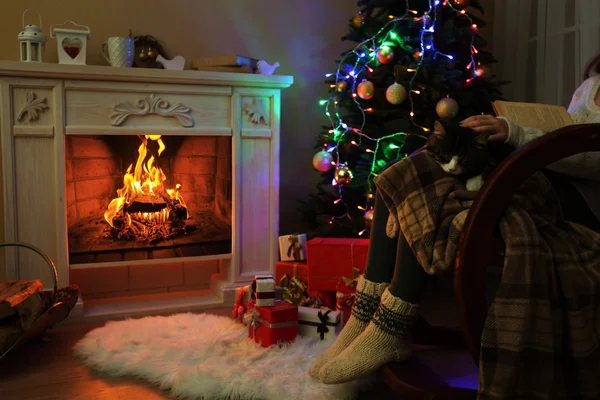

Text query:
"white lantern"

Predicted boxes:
[[18, 9, 47, 63], [50, 21, 91, 65]]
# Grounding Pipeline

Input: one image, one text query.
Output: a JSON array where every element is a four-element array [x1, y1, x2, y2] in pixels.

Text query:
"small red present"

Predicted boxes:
[[307, 290, 336, 309], [335, 269, 359, 325], [306, 238, 368, 292], [275, 261, 308, 284], [248, 300, 298, 347]]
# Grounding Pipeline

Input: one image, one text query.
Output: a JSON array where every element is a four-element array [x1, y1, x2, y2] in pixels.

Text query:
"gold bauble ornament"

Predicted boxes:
[[334, 165, 353, 186], [336, 81, 348, 92], [356, 80, 375, 100], [312, 151, 334, 172], [385, 82, 408, 105], [376, 46, 394, 64], [352, 12, 365, 28], [452, 0, 470, 7], [436, 97, 459, 121], [475, 65, 492, 81]]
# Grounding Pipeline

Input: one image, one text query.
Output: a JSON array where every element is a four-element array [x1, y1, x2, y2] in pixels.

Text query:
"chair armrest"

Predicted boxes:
[[454, 123, 600, 363]]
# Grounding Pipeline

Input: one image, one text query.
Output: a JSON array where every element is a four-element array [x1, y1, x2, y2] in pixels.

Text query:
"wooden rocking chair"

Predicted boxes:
[[380, 123, 600, 399]]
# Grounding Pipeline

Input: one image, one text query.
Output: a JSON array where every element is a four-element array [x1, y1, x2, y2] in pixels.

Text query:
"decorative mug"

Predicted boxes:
[[101, 37, 134, 67]]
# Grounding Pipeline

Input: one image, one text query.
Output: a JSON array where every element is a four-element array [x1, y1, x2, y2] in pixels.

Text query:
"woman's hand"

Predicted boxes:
[[460, 114, 509, 142]]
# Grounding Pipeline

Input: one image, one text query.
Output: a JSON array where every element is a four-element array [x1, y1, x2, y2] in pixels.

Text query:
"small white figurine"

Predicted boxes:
[[257, 60, 280, 75], [156, 54, 186, 70]]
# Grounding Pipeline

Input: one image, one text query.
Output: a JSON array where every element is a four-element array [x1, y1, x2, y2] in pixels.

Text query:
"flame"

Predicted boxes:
[[104, 135, 187, 228]]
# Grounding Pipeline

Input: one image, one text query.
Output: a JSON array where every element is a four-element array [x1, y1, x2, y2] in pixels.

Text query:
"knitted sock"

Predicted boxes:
[[307, 276, 388, 380], [318, 288, 418, 384]]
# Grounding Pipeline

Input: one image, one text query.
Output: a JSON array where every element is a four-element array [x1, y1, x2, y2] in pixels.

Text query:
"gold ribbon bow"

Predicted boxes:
[[279, 273, 308, 306], [340, 267, 360, 290], [286, 234, 303, 261]]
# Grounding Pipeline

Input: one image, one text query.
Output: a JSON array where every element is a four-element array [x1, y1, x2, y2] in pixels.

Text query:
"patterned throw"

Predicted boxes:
[[375, 151, 600, 399]]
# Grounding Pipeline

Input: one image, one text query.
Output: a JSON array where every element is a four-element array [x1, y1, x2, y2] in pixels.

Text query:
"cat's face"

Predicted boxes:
[[427, 120, 490, 176]]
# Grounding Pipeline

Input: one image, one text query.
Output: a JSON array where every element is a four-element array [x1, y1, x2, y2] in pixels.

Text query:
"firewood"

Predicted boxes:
[[132, 220, 145, 230], [125, 194, 167, 213]]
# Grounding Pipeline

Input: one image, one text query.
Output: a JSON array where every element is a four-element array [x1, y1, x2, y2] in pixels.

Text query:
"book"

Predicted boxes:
[[192, 65, 258, 74], [491, 100, 573, 132], [190, 55, 258, 69]]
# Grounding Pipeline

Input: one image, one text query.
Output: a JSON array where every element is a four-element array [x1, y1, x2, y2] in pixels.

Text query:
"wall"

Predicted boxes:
[[0, 0, 494, 282]]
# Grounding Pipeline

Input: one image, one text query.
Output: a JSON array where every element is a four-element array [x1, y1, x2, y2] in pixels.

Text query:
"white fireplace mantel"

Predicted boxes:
[[0, 60, 293, 317]]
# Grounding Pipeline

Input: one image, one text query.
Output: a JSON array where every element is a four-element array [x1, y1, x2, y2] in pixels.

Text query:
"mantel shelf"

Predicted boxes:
[[0, 60, 294, 89]]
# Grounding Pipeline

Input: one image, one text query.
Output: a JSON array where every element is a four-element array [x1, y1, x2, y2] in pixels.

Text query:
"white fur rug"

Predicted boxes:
[[74, 313, 373, 399]]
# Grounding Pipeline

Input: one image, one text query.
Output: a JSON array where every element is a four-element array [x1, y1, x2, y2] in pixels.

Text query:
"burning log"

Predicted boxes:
[[125, 195, 167, 214], [172, 202, 187, 220]]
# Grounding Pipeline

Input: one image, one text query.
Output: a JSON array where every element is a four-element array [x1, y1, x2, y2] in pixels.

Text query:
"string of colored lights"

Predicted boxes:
[[318, 0, 481, 234]]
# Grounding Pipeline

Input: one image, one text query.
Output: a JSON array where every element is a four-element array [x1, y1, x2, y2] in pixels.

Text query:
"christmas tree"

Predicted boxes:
[[299, 0, 505, 238]]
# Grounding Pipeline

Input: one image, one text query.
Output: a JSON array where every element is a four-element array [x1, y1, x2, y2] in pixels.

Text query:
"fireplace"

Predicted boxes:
[[0, 61, 292, 318], [66, 134, 232, 265]]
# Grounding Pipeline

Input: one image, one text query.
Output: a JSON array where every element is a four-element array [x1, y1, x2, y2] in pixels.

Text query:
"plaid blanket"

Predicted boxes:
[[374, 151, 600, 399]]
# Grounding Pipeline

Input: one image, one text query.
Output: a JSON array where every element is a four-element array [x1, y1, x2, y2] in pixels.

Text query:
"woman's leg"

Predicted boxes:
[[319, 231, 432, 383], [308, 189, 394, 378], [363, 186, 401, 283]]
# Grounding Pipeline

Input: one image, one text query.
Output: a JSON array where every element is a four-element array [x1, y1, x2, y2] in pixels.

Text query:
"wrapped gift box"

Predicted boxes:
[[248, 300, 298, 347], [298, 306, 342, 340], [275, 261, 308, 284], [251, 275, 276, 307], [232, 284, 253, 323], [306, 290, 336, 309], [306, 238, 369, 292], [335, 281, 357, 326], [278, 234, 307, 262], [279, 274, 309, 306]]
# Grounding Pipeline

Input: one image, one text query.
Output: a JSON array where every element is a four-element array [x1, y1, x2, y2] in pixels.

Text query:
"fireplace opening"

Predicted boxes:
[[66, 134, 232, 265]]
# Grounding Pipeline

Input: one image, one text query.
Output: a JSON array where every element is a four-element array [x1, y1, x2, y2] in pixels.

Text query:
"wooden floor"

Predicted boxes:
[[0, 320, 174, 400], [0, 278, 476, 399]]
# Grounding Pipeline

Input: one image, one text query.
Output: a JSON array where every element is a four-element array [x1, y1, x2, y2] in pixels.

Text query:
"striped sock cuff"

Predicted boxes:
[[372, 289, 418, 339], [350, 276, 388, 323]]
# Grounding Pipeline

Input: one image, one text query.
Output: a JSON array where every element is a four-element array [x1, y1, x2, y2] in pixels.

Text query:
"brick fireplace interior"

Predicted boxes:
[[66, 134, 232, 265]]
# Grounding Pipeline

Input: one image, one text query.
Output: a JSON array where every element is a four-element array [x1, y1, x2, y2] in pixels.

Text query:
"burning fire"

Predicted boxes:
[[104, 135, 188, 229]]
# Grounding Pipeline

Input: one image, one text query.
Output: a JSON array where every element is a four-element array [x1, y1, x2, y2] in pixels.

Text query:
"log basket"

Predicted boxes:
[[0, 242, 74, 361]]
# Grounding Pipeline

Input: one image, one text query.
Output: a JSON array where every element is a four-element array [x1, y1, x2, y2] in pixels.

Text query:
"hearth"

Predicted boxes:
[[66, 134, 232, 265]]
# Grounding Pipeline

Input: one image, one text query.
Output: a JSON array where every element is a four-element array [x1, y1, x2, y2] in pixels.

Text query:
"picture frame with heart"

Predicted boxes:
[[50, 21, 91, 65]]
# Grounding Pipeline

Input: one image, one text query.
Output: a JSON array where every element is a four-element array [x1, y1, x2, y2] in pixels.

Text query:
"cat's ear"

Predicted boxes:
[[433, 120, 446, 135]]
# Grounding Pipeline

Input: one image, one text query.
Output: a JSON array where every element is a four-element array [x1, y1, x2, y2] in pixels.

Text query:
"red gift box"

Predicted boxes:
[[335, 281, 357, 326], [248, 300, 298, 347], [307, 290, 336, 309], [275, 261, 308, 284], [306, 238, 369, 292]]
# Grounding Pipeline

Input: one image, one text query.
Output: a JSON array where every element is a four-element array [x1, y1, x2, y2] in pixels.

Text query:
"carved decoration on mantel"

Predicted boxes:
[[243, 98, 269, 126], [17, 92, 49, 123], [110, 94, 194, 127]]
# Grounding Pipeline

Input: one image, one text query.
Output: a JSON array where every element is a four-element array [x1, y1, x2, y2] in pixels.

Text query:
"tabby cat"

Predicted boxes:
[[427, 120, 513, 191]]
